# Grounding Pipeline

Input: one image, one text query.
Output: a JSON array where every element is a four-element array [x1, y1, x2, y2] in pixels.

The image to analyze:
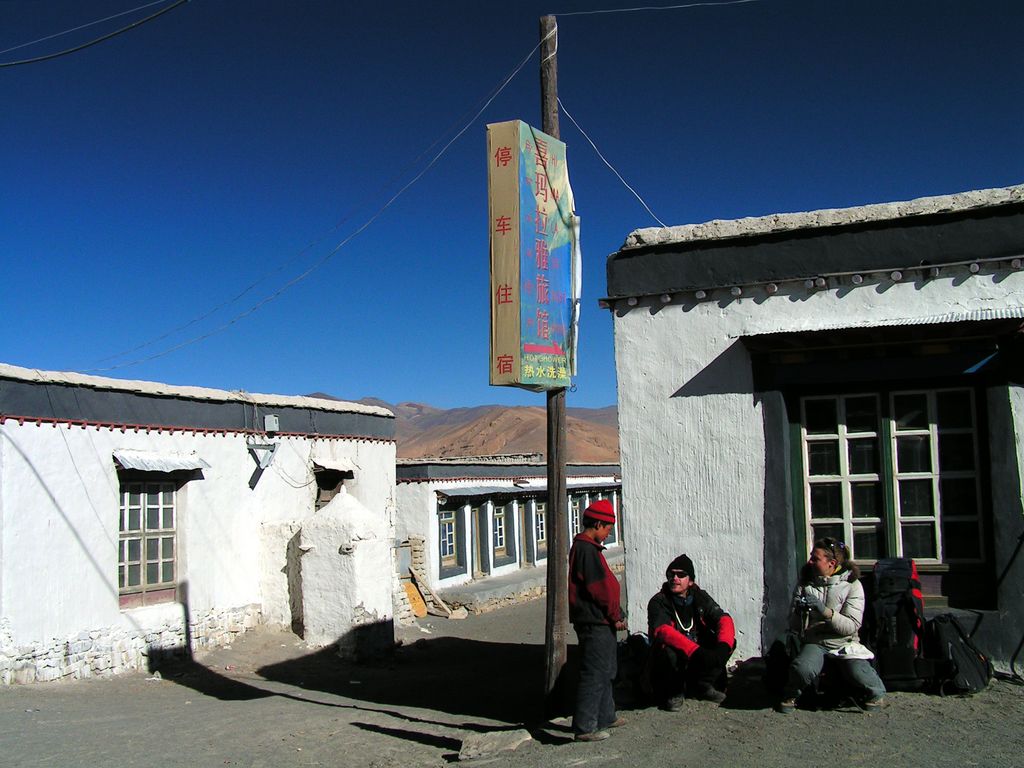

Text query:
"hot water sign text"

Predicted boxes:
[[488, 120, 577, 391]]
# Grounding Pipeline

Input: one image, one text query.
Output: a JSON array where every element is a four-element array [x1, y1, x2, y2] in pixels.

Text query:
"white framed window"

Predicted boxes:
[[534, 500, 547, 544], [891, 389, 982, 562], [570, 494, 585, 534], [493, 505, 507, 555], [800, 388, 983, 564], [439, 508, 458, 564], [119, 480, 177, 608], [803, 394, 885, 561]]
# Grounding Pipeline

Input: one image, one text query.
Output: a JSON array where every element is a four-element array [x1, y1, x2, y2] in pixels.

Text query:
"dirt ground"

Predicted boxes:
[[2, 594, 1022, 768]]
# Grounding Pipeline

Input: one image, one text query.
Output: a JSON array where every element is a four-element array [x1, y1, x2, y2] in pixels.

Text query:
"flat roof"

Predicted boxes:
[[620, 184, 1024, 251], [0, 362, 393, 419]]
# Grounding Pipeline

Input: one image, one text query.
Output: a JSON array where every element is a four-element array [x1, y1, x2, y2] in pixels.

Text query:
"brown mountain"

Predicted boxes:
[[310, 394, 619, 462]]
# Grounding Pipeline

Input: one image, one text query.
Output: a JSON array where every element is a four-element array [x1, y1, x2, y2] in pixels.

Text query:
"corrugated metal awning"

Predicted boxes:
[[741, 305, 1024, 338], [436, 477, 620, 501], [113, 449, 210, 472]]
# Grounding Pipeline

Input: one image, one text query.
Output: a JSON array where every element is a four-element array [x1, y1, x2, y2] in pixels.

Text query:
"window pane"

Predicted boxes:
[[845, 396, 878, 434], [853, 526, 883, 560], [897, 436, 932, 473], [940, 478, 978, 517], [127, 538, 141, 561], [128, 507, 141, 531], [809, 483, 842, 519], [899, 479, 934, 517], [118, 565, 125, 589], [848, 438, 878, 475], [804, 399, 838, 435], [162, 488, 174, 505], [128, 489, 142, 506], [943, 521, 981, 560], [902, 523, 937, 559], [163, 508, 174, 529], [127, 563, 141, 587], [162, 537, 174, 558], [808, 441, 839, 475], [162, 562, 175, 583], [893, 393, 929, 430], [939, 433, 975, 472], [146, 537, 159, 561], [851, 482, 881, 519], [937, 390, 972, 430], [147, 490, 160, 508], [146, 506, 159, 530], [812, 523, 844, 544], [146, 562, 159, 585]]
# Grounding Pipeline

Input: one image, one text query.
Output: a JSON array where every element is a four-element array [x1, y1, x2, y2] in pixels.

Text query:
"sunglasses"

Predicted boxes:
[[820, 537, 847, 559]]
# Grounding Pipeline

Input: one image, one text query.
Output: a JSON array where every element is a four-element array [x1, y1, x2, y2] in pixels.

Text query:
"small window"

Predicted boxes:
[[314, 468, 347, 510], [535, 501, 547, 544], [493, 506, 507, 556], [439, 509, 458, 564]]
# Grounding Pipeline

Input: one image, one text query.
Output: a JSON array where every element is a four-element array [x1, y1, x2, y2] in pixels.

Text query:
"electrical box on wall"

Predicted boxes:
[[264, 414, 280, 433]]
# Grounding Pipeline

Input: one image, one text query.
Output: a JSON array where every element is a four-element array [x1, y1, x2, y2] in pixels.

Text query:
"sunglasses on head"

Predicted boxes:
[[820, 537, 847, 559]]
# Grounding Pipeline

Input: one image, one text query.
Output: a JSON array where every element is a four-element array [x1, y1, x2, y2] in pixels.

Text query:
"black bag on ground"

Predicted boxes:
[[764, 631, 801, 696], [922, 613, 993, 695], [862, 557, 928, 690]]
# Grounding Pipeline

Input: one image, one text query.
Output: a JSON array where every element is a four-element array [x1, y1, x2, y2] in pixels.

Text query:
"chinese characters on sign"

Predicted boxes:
[[487, 120, 579, 391]]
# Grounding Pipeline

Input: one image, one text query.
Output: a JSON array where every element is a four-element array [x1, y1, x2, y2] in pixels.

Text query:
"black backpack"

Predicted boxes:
[[862, 558, 928, 690], [922, 613, 993, 695]]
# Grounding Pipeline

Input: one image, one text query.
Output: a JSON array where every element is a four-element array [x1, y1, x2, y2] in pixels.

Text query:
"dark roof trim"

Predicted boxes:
[[606, 203, 1024, 300], [397, 462, 621, 483], [0, 377, 395, 441]]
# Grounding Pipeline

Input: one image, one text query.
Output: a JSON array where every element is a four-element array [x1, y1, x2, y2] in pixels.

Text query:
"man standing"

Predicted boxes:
[[568, 499, 627, 742], [647, 554, 736, 710]]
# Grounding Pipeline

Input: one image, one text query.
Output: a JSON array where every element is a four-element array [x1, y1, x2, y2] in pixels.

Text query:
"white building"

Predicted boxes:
[[0, 363, 397, 683], [395, 456, 621, 590], [606, 186, 1024, 664]]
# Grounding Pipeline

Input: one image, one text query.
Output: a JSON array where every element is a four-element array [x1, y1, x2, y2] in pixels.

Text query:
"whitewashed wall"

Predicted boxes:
[[0, 421, 394, 681], [614, 269, 1024, 660]]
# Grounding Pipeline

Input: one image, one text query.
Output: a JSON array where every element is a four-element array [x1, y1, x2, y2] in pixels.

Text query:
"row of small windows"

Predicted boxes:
[[438, 491, 620, 575]]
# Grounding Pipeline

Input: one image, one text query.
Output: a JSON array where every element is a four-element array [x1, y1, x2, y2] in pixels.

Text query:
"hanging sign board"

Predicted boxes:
[[487, 120, 579, 391]]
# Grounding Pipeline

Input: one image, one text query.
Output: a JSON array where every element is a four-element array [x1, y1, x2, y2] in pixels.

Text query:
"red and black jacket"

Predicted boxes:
[[647, 584, 736, 658], [568, 533, 623, 627]]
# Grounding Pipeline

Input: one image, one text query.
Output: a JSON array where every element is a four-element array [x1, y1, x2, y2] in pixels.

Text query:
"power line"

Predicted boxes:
[[0, 0, 189, 68], [0, 0, 172, 56], [558, 96, 667, 227], [556, 0, 761, 17], [86, 30, 553, 373], [95, 25, 553, 367]]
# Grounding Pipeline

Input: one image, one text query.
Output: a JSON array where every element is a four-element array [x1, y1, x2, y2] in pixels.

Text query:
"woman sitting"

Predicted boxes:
[[778, 538, 886, 714]]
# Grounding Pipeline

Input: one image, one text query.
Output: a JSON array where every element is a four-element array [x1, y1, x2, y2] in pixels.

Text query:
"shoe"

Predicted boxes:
[[695, 685, 727, 704], [660, 694, 686, 712], [776, 697, 797, 714], [574, 730, 610, 742], [605, 717, 627, 728], [861, 696, 885, 713]]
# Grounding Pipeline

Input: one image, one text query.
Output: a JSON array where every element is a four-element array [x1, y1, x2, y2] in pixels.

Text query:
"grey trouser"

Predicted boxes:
[[573, 623, 618, 734], [784, 642, 886, 700]]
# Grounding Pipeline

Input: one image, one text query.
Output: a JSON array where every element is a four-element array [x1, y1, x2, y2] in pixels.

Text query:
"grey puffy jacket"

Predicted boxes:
[[790, 569, 864, 651]]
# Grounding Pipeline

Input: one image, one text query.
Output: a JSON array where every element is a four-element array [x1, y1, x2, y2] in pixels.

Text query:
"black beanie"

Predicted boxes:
[[666, 554, 695, 581]]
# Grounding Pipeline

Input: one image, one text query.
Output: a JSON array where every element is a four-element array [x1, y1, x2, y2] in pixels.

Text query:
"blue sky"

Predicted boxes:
[[2, 0, 1021, 409]]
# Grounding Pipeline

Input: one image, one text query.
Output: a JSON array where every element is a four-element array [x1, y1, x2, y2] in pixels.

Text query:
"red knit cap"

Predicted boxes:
[[584, 499, 615, 524]]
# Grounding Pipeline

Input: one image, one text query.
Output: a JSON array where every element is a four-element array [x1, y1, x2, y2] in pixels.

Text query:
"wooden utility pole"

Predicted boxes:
[[539, 13, 568, 713]]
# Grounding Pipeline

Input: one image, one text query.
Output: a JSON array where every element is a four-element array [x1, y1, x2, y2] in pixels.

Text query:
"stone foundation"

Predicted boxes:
[[0, 604, 261, 685]]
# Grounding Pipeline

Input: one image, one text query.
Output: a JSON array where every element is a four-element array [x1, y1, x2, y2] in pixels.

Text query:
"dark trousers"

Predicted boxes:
[[573, 623, 618, 734], [649, 643, 724, 702]]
